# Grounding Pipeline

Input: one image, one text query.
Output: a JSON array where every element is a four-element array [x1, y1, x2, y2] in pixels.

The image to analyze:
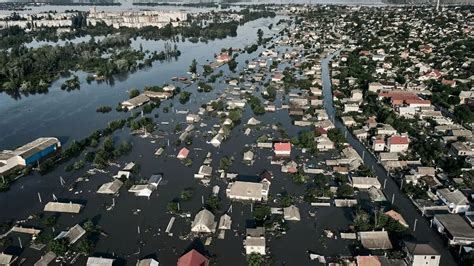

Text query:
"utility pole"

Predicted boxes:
[[391, 194, 395, 205], [413, 219, 418, 232], [37, 192, 42, 203], [383, 179, 387, 189]]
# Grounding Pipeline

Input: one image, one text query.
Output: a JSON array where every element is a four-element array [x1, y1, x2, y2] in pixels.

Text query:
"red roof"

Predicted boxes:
[[177, 250, 209, 266], [178, 148, 189, 158], [389, 136, 409, 145], [405, 99, 431, 105], [315, 127, 328, 135], [274, 142, 291, 152], [356, 256, 381, 266], [217, 53, 230, 62], [374, 138, 385, 144]]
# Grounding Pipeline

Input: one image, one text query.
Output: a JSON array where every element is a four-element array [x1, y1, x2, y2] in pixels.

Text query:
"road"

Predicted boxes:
[[320, 52, 457, 265]]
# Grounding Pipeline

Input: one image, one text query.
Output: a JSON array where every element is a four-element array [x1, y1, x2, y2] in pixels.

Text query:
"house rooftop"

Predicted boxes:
[[434, 214, 474, 239], [404, 241, 439, 256]]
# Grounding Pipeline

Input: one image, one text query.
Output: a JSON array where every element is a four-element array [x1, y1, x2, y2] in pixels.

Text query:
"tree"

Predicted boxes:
[[206, 195, 221, 212], [203, 65, 213, 76], [257, 28, 264, 44], [454, 105, 474, 124], [336, 184, 354, 198], [247, 253, 264, 266], [83, 219, 96, 232], [253, 205, 271, 221], [353, 208, 371, 231], [129, 89, 140, 99], [180, 188, 194, 201], [327, 128, 346, 145], [189, 59, 197, 74], [49, 239, 68, 256], [76, 239, 94, 255], [228, 59, 238, 72], [228, 109, 243, 122]]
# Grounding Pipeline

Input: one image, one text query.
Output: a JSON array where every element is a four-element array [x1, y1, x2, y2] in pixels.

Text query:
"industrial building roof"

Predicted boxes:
[[13, 138, 60, 159]]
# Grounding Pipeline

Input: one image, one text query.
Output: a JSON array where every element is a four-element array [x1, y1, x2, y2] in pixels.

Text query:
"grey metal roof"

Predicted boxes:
[[435, 214, 474, 239]]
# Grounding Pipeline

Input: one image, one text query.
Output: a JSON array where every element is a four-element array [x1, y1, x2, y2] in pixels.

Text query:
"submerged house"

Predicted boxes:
[[121, 94, 150, 111], [177, 249, 209, 266], [226, 180, 269, 202], [245, 227, 266, 255], [191, 209, 217, 233], [97, 179, 123, 194], [177, 148, 190, 159], [44, 202, 83, 214]]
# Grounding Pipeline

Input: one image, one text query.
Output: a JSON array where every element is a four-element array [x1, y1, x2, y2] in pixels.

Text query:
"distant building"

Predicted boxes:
[[450, 142, 474, 157], [121, 94, 150, 111]]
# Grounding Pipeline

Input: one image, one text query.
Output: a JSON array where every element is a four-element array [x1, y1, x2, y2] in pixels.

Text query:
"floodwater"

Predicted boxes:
[[0, 0, 385, 15], [0, 15, 282, 150], [0, 14, 359, 265]]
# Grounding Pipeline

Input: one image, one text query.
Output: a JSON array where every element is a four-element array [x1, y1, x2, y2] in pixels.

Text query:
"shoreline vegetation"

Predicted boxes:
[[0, 8, 275, 98]]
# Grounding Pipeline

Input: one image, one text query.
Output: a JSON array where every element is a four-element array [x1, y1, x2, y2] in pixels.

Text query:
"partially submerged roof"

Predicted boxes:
[[0, 253, 16, 265], [177, 249, 209, 266], [137, 258, 159, 266], [97, 179, 123, 194], [404, 241, 439, 256], [356, 255, 381, 266], [86, 256, 115, 266], [358, 231, 393, 250], [56, 224, 86, 245], [283, 205, 301, 221], [34, 251, 56, 266], [218, 214, 232, 230], [44, 202, 83, 214]]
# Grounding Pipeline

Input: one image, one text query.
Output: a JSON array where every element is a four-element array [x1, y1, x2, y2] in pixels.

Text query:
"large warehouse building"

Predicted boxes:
[[0, 137, 61, 175]]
